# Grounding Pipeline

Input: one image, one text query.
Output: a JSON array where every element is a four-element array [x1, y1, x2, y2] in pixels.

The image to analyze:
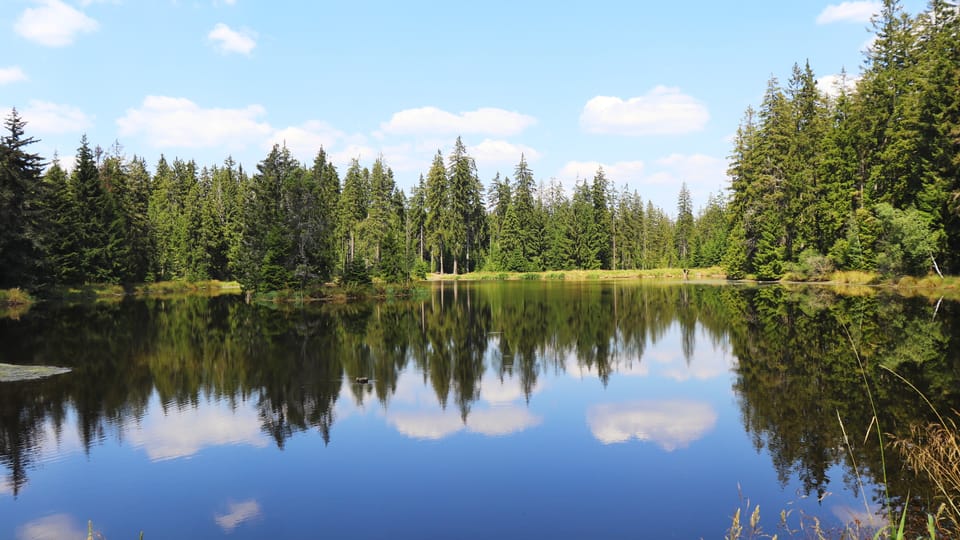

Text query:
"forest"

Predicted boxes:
[[0, 0, 957, 293]]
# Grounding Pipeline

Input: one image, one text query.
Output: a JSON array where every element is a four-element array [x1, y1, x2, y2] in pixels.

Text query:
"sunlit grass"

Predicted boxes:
[[0, 287, 33, 306], [830, 270, 880, 285], [427, 266, 728, 282], [135, 280, 241, 295]]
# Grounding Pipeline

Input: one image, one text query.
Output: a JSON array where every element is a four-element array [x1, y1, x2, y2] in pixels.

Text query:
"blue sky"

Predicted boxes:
[[1, 0, 927, 213]]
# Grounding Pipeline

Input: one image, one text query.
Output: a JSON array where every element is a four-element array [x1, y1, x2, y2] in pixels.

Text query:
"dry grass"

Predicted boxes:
[[830, 270, 880, 285], [427, 267, 728, 282], [893, 415, 960, 532], [0, 287, 33, 306]]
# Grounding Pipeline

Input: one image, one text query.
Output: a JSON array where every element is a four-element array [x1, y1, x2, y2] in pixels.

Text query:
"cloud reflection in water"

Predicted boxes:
[[587, 400, 717, 450], [16, 514, 84, 540], [126, 398, 269, 461], [387, 405, 541, 440], [214, 499, 262, 532]]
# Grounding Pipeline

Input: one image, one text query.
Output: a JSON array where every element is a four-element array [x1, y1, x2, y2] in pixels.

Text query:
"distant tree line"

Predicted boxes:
[[1, 0, 957, 292], [0, 116, 725, 292]]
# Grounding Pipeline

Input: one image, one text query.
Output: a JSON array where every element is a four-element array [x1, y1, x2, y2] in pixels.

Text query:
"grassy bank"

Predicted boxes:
[[47, 280, 241, 302], [426, 268, 960, 300], [426, 267, 728, 282], [250, 281, 425, 304]]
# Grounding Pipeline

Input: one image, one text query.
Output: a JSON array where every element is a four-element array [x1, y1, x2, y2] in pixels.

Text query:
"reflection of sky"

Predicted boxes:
[[374, 369, 542, 440], [16, 513, 85, 540], [387, 406, 542, 440], [215, 499, 262, 532], [125, 393, 268, 461], [587, 400, 718, 450], [569, 323, 735, 382]]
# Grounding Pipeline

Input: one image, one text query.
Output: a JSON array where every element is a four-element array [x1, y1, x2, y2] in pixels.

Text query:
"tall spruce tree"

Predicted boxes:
[[0, 109, 45, 289]]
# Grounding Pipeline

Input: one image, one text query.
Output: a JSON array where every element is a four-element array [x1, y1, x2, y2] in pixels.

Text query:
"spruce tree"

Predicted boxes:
[[0, 109, 45, 289]]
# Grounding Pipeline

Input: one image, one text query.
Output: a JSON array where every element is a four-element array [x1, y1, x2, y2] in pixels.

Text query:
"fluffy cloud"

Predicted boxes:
[[208, 23, 256, 55], [117, 96, 272, 149], [559, 153, 725, 211], [380, 106, 536, 136], [586, 400, 718, 450], [329, 143, 378, 166], [580, 86, 709, 136], [387, 410, 464, 440], [816, 1, 880, 24], [0, 66, 28, 85], [267, 120, 344, 158], [13, 100, 93, 134], [387, 406, 541, 440], [16, 514, 85, 540], [559, 160, 645, 183], [15, 0, 99, 47], [215, 500, 262, 532], [126, 401, 268, 461], [466, 407, 542, 436], [817, 73, 860, 98], [472, 139, 541, 165]]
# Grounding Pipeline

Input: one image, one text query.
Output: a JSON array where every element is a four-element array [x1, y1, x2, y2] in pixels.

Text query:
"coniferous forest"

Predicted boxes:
[[1, 0, 958, 293]]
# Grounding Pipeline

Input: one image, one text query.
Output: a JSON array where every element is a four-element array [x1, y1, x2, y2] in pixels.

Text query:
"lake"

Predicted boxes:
[[1, 281, 957, 539]]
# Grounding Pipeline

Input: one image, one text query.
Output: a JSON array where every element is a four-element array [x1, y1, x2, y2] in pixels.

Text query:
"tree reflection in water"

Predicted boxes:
[[0, 282, 957, 512]]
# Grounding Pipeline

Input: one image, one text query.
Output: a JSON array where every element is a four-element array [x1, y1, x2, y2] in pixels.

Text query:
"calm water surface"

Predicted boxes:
[[1, 281, 958, 539]]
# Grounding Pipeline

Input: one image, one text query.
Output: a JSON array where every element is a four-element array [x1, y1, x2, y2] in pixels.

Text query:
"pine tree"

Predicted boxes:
[[675, 182, 694, 266], [571, 180, 600, 268], [337, 159, 367, 270], [311, 148, 340, 281], [591, 167, 612, 268], [238, 144, 300, 292], [423, 151, 448, 274], [500, 155, 541, 270], [0, 109, 45, 288]]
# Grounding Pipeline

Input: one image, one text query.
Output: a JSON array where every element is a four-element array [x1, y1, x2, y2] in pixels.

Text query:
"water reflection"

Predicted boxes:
[[214, 499, 262, 532], [587, 400, 718, 449], [15, 514, 85, 540], [0, 282, 957, 525], [126, 394, 269, 461], [387, 405, 542, 440]]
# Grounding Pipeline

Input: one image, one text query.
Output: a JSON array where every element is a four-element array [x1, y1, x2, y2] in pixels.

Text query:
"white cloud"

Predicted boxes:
[[16, 514, 85, 540], [329, 143, 379, 166], [471, 139, 541, 166], [215, 500, 262, 532], [267, 120, 344, 159], [117, 96, 271, 149], [480, 373, 531, 404], [386, 405, 541, 440], [580, 86, 709, 136], [467, 406, 541, 436], [586, 400, 718, 450], [380, 106, 536, 136], [126, 400, 268, 461], [15, 100, 93, 134], [208, 23, 256, 55], [816, 1, 880, 24], [0, 66, 28, 85], [817, 74, 860, 98], [654, 153, 725, 182], [560, 153, 726, 212], [559, 160, 645, 183], [388, 410, 464, 440], [15, 0, 99, 47]]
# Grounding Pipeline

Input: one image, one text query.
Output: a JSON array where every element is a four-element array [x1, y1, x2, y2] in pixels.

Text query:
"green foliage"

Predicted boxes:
[[872, 203, 943, 276], [341, 257, 371, 285]]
